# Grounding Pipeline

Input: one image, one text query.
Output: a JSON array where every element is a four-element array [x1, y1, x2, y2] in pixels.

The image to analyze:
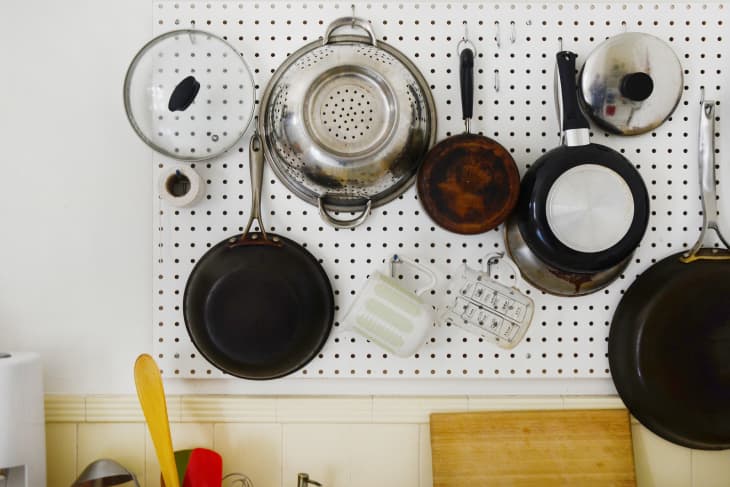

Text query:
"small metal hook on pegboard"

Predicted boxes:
[[456, 21, 477, 56], [494, 20, 501, 48], [510, 20, 516, 44], [189, 20, 196, 43]]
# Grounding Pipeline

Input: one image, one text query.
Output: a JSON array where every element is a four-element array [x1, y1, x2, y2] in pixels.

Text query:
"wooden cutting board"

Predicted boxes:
[[430, 409, 635, 487]]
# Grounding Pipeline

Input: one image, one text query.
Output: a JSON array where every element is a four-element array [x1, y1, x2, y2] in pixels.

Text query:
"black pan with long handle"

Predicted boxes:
[[609, 96, 730, 449], [506, 51, 649, 296], [183, 129, 334, 380]]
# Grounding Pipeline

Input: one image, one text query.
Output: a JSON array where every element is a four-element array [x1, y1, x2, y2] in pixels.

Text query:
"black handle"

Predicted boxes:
[[460, 48, 474, 122], [555, 51, 590, 131], [168, 75, 200, 112], [620, 72, 654, 102]]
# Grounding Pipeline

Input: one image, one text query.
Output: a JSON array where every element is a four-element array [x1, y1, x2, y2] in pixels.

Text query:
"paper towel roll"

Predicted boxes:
[[0, 352, 46, 486], [158, 165, 205, 207]]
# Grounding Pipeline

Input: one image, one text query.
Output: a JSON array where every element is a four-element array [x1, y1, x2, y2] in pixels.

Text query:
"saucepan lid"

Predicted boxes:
[[124, 28, 256, 161], [579, 32, 682, 135]]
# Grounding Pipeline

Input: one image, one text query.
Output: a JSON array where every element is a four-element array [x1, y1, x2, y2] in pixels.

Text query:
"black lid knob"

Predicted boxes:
[[620, 72, 654, 102], [168, 75, 200, 112]]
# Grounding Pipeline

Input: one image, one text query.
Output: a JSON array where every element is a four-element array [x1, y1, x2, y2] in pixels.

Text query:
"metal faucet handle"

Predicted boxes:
[[298, 473, 323, 487]]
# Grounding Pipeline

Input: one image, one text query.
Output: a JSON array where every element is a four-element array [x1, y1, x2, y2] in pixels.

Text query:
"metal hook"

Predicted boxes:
[[494, 69, 500, 92], [558, 36, 564, 51], [351, 4, 356, 27], [494, 20, 501, 48], [510, 20, 516, 44], [486, 252, 505, 279], [700, 86, 706, 105], [621, 20, 627, 32], [456, 20, 477, 56], [189, 20, 196, 43], [390, 254, 401, 278]]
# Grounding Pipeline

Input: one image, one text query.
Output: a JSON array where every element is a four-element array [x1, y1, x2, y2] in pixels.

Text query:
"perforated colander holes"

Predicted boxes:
[[321, 89, 375, 140]]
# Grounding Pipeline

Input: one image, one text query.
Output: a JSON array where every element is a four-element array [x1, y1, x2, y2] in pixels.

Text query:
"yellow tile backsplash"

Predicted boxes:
[[215, 423, 282, 487], [44, 395, 725, 487], [45, 423, 76, 487]]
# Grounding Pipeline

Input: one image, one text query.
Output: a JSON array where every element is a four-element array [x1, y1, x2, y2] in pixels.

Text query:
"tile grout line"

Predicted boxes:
[[417, 423, 422, 487], [74, 422, 80, 485], [280, 419, 285, 487]]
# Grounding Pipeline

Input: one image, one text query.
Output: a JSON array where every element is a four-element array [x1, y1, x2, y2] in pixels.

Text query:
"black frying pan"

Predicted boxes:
[[183, 132, 334, 380], [505, 51, 649, 297], [609, 98, 730, 449], [515, 51, 649, 274]]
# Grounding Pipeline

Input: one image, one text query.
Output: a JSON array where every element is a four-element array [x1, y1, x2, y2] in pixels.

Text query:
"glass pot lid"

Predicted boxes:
[[124, 29, 255, 161], [578, 32, 683, 136]]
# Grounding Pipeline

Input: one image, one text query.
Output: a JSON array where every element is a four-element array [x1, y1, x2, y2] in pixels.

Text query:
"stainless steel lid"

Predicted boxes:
[[579, 32, 683, 135], [124, 29, 256, 161]]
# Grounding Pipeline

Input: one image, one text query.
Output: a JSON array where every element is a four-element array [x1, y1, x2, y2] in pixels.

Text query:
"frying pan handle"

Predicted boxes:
[[683, 98, 730, 262], [241, 128, 269, 241], [323, 17, 377, 46], [318, 197, 372, 229], [555, 51, 590, 146], [460, 47, 474, 132]]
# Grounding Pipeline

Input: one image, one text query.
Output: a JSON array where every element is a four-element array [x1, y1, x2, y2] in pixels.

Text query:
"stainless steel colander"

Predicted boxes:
[[259, 17, 437, 228]]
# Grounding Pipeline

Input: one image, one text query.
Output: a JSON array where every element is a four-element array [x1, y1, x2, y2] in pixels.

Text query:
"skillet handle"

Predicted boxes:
[[240, 126, 269, 241], [682, 97, 730, 262], [459, 47, 474, 132], [555, 51, 590, 146], [318, 197, 372, 229]]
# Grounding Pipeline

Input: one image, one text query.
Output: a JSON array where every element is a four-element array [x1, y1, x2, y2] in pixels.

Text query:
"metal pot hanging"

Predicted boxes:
[[258, 17, 437, 229]]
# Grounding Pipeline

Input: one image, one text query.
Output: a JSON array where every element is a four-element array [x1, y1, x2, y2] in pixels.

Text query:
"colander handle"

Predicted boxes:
[[318, 197, 372, 229], [323, 17, 377, 47]]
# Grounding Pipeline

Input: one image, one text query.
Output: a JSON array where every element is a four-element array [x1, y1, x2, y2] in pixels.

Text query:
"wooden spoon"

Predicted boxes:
[[134, 353, 180, 487]]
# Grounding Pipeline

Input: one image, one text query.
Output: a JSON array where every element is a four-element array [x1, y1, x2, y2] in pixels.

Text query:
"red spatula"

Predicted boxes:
[[183, 448, 223, 487]]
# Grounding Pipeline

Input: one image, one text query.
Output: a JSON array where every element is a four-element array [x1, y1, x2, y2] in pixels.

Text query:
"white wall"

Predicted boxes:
[[0, 0, 153, 393]]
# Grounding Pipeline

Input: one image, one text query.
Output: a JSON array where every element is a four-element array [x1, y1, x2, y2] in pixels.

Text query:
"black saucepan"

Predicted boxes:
[[506, 51, 650, 296], [183, 131, 334, 380], [609, 98, 730, 449]]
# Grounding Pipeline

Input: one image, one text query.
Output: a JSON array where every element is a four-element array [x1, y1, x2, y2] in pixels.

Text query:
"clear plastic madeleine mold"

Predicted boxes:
[[441, 253, 535, 349]]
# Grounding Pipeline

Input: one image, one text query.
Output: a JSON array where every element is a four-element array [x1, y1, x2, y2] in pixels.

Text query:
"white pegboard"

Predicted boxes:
[[152, 1, 728, 386]]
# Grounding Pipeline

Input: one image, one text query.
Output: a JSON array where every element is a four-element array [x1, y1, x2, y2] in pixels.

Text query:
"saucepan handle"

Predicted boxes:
[[682, 95, 730, 262], [323, 17, 377, 46], [555, 51, 590, 146], [318, 197, 372, 229], [459, 47, 474, 130]]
